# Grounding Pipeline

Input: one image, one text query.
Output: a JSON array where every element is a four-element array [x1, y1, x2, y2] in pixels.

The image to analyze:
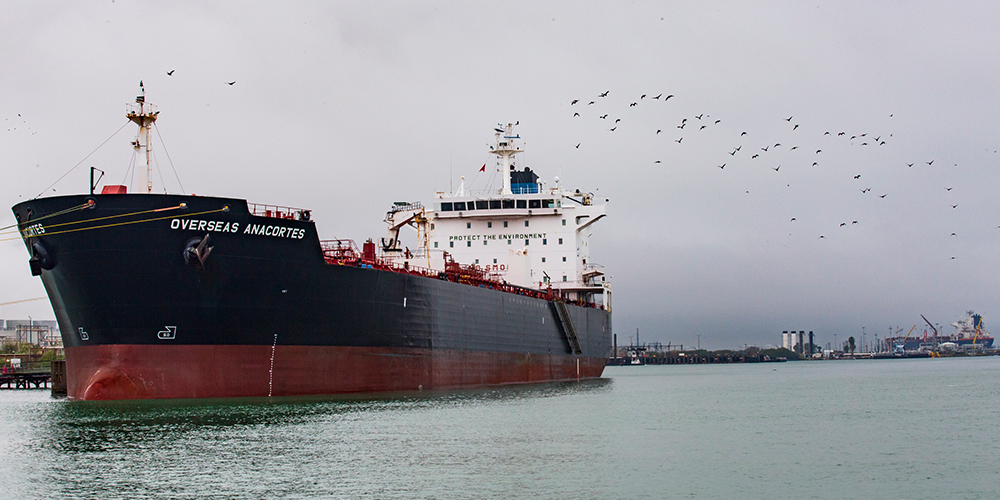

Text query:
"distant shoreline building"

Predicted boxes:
[[0, 319, 61, 347]]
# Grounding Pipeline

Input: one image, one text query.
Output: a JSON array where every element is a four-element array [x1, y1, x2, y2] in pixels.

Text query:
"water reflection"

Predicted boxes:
[[12, 378, 613, 498]]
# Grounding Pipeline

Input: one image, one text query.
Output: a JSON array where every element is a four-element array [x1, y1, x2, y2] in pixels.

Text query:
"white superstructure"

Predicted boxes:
[[381, 123, 610, 309]]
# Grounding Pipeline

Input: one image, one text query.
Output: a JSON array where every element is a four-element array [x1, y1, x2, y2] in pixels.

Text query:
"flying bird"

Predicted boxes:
[[772, 166, 780, 172], [653, 93, 662, 99], [575, 143, 580, 148], [840, 223, 846, 227], [785, 116, 792, 121], [761, 146, 769, 152], [951, 204, 958, 208], [907, 163, 914, 167], [640, 94, 646, 99], [879, 194, 887, 198], [695, 114, 703, 120], [718, 164, 726, 169], [677, 123, 685, 129], [227, 81, 236, 85], [700, 125, 706, 130], [852, 221, 858, 224], [854, 175, 861, 179], [588, 101, 595, 105], [609, 126, 617, 132], [818, 235, 825, 239], [166, 69, 175, 76], [573, 112, 580, 117], [629, 102, 637, 107], [715, 120, 721, 124], [927, 160, 934, 165], [816, 150, 822, 154], [741, 131, 747, 136], [752, 154, 759, 159], [571, 99, 579, 105], [812, 162, 819, 166], [654, 160, 661, 163], [838, 132, 845, 136], [615, 118, 621, 123], [824, 131, 831, 135], [793, 124, 799, 130], [790, 218, 796, 221], [600, 114, 608, 119], [675, 137, 683, 143], [656, 129, 661, 134], [599, 91, 609, 97], [664, 94, 674, 100], [790, 146, 798, 150], [945, 187, 952, 191]]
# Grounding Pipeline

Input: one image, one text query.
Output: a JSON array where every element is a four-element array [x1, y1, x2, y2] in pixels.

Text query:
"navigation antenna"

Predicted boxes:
[[126, 81, 159, 194], [491, 123, 522, 196]]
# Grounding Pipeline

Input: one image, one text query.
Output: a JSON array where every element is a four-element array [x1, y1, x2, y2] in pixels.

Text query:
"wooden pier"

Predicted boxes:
[[0, 371, 51, 389]]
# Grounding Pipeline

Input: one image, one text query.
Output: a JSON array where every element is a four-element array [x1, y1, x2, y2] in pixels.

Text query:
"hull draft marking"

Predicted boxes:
[[157, 326, 177, 340]]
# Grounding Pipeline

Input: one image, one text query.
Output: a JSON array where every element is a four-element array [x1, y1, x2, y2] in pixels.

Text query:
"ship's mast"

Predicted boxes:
[[491, 123, 522, 195], [126, 82, 159, 194]]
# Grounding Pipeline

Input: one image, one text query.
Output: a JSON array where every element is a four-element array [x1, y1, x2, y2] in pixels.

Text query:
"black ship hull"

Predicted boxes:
[[13, 194, 611, 400]]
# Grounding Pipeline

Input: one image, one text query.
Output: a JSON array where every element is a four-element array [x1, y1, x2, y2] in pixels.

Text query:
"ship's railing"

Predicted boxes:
[[248, 202, 312, 221], [320, 243, 583, 303], [321, 239, 361, 264], [125, 102, 158, 117]]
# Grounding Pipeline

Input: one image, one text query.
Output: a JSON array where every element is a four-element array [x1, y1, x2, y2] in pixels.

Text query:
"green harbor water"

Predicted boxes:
[[0, 357, 997, 499]]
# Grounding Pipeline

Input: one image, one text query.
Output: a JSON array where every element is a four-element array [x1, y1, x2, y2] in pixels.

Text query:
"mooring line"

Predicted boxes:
[[0, 207, 227, 242]]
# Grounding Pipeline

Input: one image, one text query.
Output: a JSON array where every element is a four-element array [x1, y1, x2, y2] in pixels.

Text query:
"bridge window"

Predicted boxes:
[[516, 200, 527, 209], [454, 202, 466, 211], [489, 200, 502, 209], [543, 199, 554, 208], [476, 201, 489, 210], [502, 200, 514, 209], [441, 202, 453, 212], [529, 199, 541, 209]]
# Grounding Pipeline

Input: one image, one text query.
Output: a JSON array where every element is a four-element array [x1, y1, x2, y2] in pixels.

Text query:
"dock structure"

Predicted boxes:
[[0, 371, 51, 389]]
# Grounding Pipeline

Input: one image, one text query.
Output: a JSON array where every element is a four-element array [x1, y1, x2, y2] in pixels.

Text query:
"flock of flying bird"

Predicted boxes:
[[565, 90, 981, 260]]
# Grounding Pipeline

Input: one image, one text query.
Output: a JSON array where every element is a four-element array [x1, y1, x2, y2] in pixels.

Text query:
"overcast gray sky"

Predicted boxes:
[[2, 1, 998, 350]]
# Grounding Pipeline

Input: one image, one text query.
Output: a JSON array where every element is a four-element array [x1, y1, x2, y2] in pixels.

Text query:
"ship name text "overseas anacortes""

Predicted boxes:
[[170, 218, 306, 239]]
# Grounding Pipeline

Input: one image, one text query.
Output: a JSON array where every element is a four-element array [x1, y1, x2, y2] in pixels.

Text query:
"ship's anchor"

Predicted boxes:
[[183, 234, 213, 269]]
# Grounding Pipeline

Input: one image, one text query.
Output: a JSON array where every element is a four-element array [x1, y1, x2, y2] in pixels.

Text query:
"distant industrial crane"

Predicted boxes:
[[920, 314, 939, 336]]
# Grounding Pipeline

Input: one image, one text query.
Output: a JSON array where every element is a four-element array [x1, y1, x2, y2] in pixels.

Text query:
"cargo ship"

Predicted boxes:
[[11, 91, 612, 400], [886, 311, 994, 352]]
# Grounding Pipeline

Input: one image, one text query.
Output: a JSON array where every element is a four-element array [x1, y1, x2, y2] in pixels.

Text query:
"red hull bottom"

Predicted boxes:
[[64, 345, 608, 401]]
